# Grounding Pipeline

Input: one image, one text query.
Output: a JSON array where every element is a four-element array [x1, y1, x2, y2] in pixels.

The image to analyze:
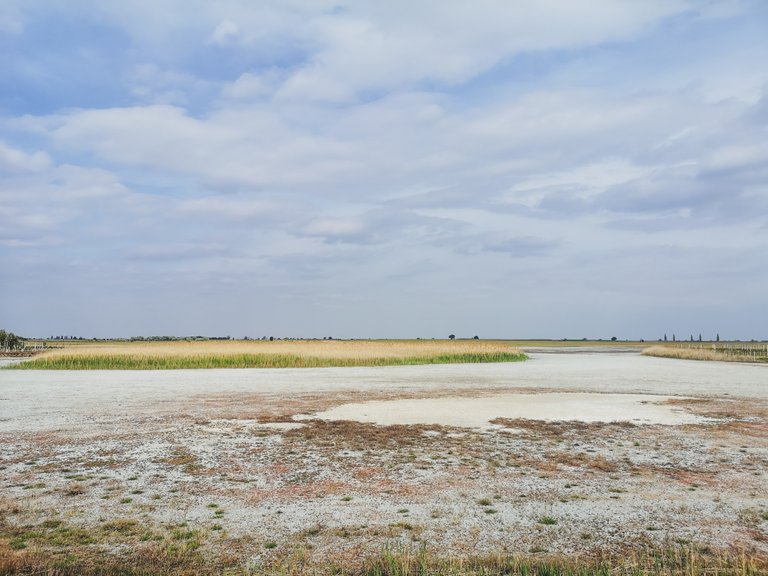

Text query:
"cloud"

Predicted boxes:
[[272, 0, 697, 102], [446, 229, 562, 258], [0, 141, 50, 172], [704, 143, 768, 171], [221, 70, 283, 100], [178, 195, 281, 221], [207, 19, 240, 45], [299, 207, 468, 246], [2, 0, 767, 338], [480, 235, 561, 257], [126, 242, 233, 261], [303, 217, 365, 240], [7, 0, 715, 106], [0, 143, 153, 253], [126, 63, 215, 106]]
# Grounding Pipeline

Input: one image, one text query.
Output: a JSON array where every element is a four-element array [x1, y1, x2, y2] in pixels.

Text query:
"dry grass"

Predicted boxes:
[[643, 344, 768, 363], [9, 339, 526, 370], [3, 503, 767, 575], [1, 529, 766, 576]]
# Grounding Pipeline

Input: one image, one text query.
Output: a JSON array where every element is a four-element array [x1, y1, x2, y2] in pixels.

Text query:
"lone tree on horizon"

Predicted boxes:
[[448, 334, 455, 340]]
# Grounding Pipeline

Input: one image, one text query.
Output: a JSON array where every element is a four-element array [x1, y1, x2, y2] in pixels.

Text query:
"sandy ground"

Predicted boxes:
[[1, 351, 767, 567]]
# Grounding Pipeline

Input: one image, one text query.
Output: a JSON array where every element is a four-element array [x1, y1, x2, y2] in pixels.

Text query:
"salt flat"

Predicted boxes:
[[1, 351, 767, 568], [1, 351, 766, 433]]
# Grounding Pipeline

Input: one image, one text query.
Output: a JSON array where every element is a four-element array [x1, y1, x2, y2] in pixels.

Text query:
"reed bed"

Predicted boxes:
[[8, 339, 527, 370], [643, 343, 768, 364]]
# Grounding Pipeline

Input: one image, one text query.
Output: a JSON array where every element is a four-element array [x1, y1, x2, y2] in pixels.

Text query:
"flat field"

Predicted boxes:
[[1, 350, 767, 574], [10, 339, 527, 370]]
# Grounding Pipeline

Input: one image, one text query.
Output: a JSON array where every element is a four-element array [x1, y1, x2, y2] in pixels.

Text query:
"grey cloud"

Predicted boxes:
[[451, 232, 561, 258], [178, 195, 283, 222], [597, 163, 768, 225], [481, 236, 561, 257], [125, 243, 234, 261], [388, 184, 500, 210], [300, 208, 466, 246]]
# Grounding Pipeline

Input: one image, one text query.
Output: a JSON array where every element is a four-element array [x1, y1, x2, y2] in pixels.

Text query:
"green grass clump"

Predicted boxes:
[[9, 352, 527, 370]]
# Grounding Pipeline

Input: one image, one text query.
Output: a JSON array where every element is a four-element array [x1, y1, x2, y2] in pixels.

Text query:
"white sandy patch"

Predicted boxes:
[[204, 418, 305, 432], [308, 393, 707, 427], [256, 421, 305, 430]]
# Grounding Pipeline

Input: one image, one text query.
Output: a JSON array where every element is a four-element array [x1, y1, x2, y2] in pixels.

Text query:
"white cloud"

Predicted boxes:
[[0, 141, 50, 172], [17, 0, 712, 104], [126, 63, 213, 105], [274, 0, 693, 102], [207, 19, 240, 45], [0, 148, 148, 252], [221, 69, 284, 100], [304, 217, 365, 237], [178, 196, 279, 220], [501, 159, 652, 208], [705, 143, 768, 170], [127, 242, 232, 260]]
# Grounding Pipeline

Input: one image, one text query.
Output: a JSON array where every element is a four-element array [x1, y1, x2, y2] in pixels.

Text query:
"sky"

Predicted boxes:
[[1, 0, 767, 340]]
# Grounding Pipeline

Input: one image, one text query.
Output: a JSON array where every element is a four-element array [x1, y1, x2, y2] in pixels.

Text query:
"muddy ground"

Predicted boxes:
[[1, 351, 767, 569]]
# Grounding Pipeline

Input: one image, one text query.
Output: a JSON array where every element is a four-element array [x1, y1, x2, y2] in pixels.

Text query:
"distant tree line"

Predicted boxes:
[[0, 329, 25, 351], [129, 336, 233, 341], [44, 335, 237, 342], [41, 335, 339, 342], [662, 333, 722, 342]]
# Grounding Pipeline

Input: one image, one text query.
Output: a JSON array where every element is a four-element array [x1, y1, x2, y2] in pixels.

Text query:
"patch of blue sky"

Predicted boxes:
[[180, 41, 310, 85], [447, 4, 767, 110], [0, 10, 134, 115], [545, 8, 768, 97]]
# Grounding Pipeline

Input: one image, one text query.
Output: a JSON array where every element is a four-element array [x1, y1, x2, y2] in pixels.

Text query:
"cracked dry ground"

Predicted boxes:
[[2, 388, 768, 570]]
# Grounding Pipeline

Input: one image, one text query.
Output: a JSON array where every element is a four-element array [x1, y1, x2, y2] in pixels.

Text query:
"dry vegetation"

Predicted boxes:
[[9, 339, 526, 370], [1, 527, 765, 576], [643, 343, 768, 363], [2, 388, 768, 575]]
